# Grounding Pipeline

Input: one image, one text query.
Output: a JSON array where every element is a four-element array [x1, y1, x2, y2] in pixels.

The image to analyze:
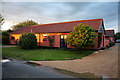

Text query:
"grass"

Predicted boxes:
[[2, 47, 94, 61]]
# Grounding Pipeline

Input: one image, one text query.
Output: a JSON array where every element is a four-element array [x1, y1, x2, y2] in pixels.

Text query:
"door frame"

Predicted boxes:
[[103, 34, 104, 47], [60, 34, 67, 48]]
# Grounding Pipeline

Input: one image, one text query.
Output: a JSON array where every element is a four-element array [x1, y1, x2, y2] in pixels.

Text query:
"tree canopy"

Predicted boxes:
[[12, 20, 38, 31], [65, 23, 97, 49], [0, 14, 4, 23], [2, 31, 10, 45], [2, 29, 14, 45], [0, 14, 4, 29], [115, 32, 120, 40]]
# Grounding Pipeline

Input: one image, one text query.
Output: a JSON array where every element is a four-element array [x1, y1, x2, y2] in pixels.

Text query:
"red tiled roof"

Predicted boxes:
[[10, 18, 103, 34], [105, 30, 115, 36]]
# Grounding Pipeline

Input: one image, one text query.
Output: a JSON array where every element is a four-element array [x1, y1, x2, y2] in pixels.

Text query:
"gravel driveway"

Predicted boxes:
[[30, 43, 119, 78]]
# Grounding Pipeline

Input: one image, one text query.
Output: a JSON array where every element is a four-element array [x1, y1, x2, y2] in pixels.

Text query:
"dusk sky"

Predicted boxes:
[[1, 1, 118, 33]]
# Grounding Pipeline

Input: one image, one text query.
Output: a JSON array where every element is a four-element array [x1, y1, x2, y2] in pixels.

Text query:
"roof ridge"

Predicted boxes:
[[30, 18, 103, 27], [10, 18, 103, 34]]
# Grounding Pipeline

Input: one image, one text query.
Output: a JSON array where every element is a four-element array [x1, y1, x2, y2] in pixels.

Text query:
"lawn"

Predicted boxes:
[[2, 47, 94, 61]]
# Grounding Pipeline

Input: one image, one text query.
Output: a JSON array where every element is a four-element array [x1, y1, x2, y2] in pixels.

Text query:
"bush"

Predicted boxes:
[[109, 42, 112, 47], [19, 33, 37, 49], [106, 45, 110, 48], [109, 42, 115, 47], [115, 32, 120, 40], [65, 23, 97, 49], [48, 36, 54, 48], [2, 31, 10, 45]]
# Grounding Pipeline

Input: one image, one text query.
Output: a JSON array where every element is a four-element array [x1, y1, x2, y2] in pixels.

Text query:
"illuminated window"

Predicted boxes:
[[64, 35, 67, 39], [43, 34, 47, 36], [61, 35, 63, 39]]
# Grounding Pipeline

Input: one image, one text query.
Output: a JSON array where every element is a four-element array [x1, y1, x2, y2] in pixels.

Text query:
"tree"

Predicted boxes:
[[7, 29, 13, 33], [12, 20, 38, 31], [65, 23, 97, 49], [115, 32, 120, 40], [0, 14, 4, 29], [2, 29, 14, 45], [19, 33, 37, 49], [2, 31, 10, 45], [0, 14, 4, 23]]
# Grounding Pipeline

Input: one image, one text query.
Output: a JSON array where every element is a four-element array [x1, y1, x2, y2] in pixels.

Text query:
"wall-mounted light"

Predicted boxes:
[[35, 34, 37, 36], [43, 34, 47, 36]]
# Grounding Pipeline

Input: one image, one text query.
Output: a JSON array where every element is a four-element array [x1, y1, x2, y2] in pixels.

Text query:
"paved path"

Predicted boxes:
[[31, 43, 119, 78], [2, 60, 75, 78]]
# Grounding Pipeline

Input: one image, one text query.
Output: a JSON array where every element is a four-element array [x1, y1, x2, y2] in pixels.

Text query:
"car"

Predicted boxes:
[[116, 39, 120, 43]]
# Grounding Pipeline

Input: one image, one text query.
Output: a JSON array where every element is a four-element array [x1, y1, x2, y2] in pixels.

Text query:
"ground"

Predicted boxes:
[[30, 43, 119, 78]]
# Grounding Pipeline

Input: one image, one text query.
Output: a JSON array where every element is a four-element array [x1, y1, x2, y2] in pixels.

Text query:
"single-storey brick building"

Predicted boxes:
[[10, 18, 109, 49], [104, 30, 115, 47]]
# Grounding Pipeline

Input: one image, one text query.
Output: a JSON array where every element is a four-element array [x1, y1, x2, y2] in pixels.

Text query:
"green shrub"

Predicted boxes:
[[65, 23, 97, 49], [109, 42, 115, 47], [48, 36, 54, 48], [109, 42, 112, 47], [19, 33, 37, 49], [106, 45, 109, 48], [2, 31, 10, 45]]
